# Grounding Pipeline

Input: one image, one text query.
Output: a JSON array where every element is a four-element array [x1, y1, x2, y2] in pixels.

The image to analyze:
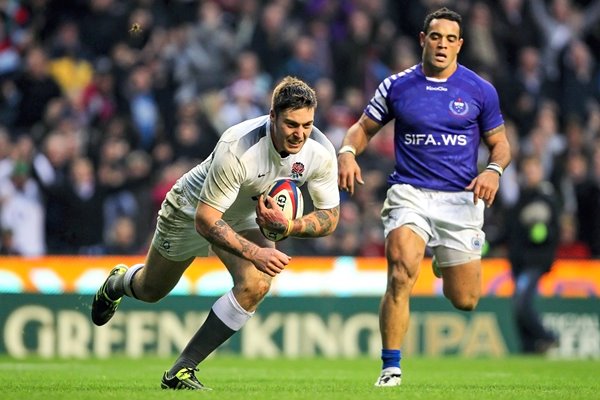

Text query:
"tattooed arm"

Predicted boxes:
[[195, 201, 290, 276], [289, 205, 340, 238], [466, 124, 511, 208], [256, 195, 340, 238]]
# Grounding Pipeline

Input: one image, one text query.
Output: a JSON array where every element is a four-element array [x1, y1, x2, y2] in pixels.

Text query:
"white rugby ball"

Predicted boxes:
[[260, 179, 304, 242]]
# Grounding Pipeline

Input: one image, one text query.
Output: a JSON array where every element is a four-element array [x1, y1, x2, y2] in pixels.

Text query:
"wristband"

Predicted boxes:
[[284, 219, 294, 236], [485, 162, 503, 176], [338, 145, 357, 156]]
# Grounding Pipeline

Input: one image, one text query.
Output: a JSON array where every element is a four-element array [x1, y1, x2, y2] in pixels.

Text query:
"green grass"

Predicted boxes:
[[1, 356, 599, 400]]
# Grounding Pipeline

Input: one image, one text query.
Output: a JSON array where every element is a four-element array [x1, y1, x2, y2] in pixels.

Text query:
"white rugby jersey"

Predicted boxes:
[[179, 115, 340, 223]]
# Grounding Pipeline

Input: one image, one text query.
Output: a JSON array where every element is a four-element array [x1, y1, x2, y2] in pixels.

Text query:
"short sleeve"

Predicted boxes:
[[199, 143, 246, 212], [307, 150, 340, 210], [479, 80, 504, 134]]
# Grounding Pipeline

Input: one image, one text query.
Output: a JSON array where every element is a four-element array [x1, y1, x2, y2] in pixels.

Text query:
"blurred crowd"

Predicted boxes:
[[0, 0, 599, 258]]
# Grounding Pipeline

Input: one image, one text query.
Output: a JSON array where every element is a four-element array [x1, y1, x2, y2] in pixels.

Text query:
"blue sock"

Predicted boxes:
[[381, 349, 401, 370]]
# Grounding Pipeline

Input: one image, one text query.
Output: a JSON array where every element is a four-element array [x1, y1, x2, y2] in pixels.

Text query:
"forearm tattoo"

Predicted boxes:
[[207, 219, 257, 259], [295, 206, 339, 238], [273, 220, 287, 234]]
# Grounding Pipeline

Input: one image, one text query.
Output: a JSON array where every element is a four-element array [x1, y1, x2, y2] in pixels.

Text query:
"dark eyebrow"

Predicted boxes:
[[429, 31, 459, 40], [284, 118, 313, 126]]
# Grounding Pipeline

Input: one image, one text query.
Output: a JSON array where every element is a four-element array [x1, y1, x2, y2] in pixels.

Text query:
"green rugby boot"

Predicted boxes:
[[161, 367, 212, 390], [91, 264, 128, 326]]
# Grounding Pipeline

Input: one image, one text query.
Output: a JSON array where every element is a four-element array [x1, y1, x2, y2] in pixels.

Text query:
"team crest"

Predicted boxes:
[[290, 162, 305, 179], [471, 235, 483, 250], [449, 98, 469, 116]]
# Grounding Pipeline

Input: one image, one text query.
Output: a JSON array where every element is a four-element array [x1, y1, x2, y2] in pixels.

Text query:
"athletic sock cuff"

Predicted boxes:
[[382, 348, 401, 369], [212, 290, 254, 331], [123, 263, 144, 298]]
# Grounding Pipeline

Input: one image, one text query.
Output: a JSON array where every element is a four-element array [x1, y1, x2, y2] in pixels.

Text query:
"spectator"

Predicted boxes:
[[13, 46, 62, 133], [126, 64, 160, 152], [80, 57, 117, 128], [507, 155, 560, 353], [0, 228, 19, 255], [231, 50, 272, 108], [331, 9, 373, 92], [462, 2, 504, 78], [0, 127, 13, 178], [528, 0, 600, 81], [499, 46, 551, 137], [172, 1, 236, 99], [556, 212, 591, 258], [558, 151, 598, 258], [79, 0, 128, 57], [0, 0, 599, 260], [214, 79, 264, 134], [47, 20, 94, 102], [492, 0, 539, 69], [172, 118, 218, 164], [105, 215, 139, 255], [559, 40, 599, 122], [279, 35, 326, 86], [249, 2, 295, 79], [0, 161, 45, 256]]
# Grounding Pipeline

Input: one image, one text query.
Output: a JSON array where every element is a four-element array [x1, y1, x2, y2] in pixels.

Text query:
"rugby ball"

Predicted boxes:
[[260, 179, 304, 242]]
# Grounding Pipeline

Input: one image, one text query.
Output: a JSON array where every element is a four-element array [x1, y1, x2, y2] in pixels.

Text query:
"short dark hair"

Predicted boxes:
[[422, 7, 463, 38], [271, 76, 317, 116]]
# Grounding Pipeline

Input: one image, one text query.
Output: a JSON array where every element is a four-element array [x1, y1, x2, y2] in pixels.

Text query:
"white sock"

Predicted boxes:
[[382, 367, 401, 375], [212, 290, 254, 331], [123, 263, 144, 298]]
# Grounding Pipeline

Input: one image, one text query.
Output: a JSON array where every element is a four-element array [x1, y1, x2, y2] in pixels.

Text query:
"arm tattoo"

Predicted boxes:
[[304, 219, 318, 236], [295, 206, 339, 238], [208, 219, 229, 243], [315, 210, 333, 232], [207, 219, 257, 259], [273, 220, 287, 233]]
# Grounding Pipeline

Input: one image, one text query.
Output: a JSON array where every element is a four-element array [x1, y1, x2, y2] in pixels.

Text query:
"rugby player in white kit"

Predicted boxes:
[[91, 76, 340, 390]]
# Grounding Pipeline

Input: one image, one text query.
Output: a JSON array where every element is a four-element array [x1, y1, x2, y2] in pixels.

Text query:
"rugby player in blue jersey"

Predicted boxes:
[[337, 7, 511, 387]]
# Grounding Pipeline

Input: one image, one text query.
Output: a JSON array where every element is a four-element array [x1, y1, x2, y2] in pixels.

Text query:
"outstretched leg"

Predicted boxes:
[[91, 245, 194, 326]]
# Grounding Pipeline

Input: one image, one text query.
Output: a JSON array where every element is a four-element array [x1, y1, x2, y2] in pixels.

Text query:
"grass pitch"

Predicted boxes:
[[1, 356, 599, 400]]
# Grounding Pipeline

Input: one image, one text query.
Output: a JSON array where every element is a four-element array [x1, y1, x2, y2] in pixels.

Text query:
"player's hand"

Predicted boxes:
[[255, 194, 288, 234], [465, 170, 500, 207], [337, 153, 364, 195], [252, 247, 291, 276]]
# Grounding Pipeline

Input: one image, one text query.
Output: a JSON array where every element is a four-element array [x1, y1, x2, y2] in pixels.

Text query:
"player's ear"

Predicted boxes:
[[419, 31, 426, 47], [269, 109, 275, 122]]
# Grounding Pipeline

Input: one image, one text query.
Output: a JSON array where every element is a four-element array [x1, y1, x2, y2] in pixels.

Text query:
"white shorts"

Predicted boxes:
[[151, 182, 257, 262], [381, 184, 486, 260]]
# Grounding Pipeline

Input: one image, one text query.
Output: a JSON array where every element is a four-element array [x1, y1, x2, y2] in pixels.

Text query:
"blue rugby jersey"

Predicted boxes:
[[365, 64, 504, 191]]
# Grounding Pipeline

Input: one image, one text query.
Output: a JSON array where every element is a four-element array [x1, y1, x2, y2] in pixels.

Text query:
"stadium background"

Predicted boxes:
[[0, 0, 599, 359]]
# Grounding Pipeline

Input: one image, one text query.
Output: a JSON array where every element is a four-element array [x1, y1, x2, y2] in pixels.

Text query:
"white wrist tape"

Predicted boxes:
[[485, 162, 503, 176]]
